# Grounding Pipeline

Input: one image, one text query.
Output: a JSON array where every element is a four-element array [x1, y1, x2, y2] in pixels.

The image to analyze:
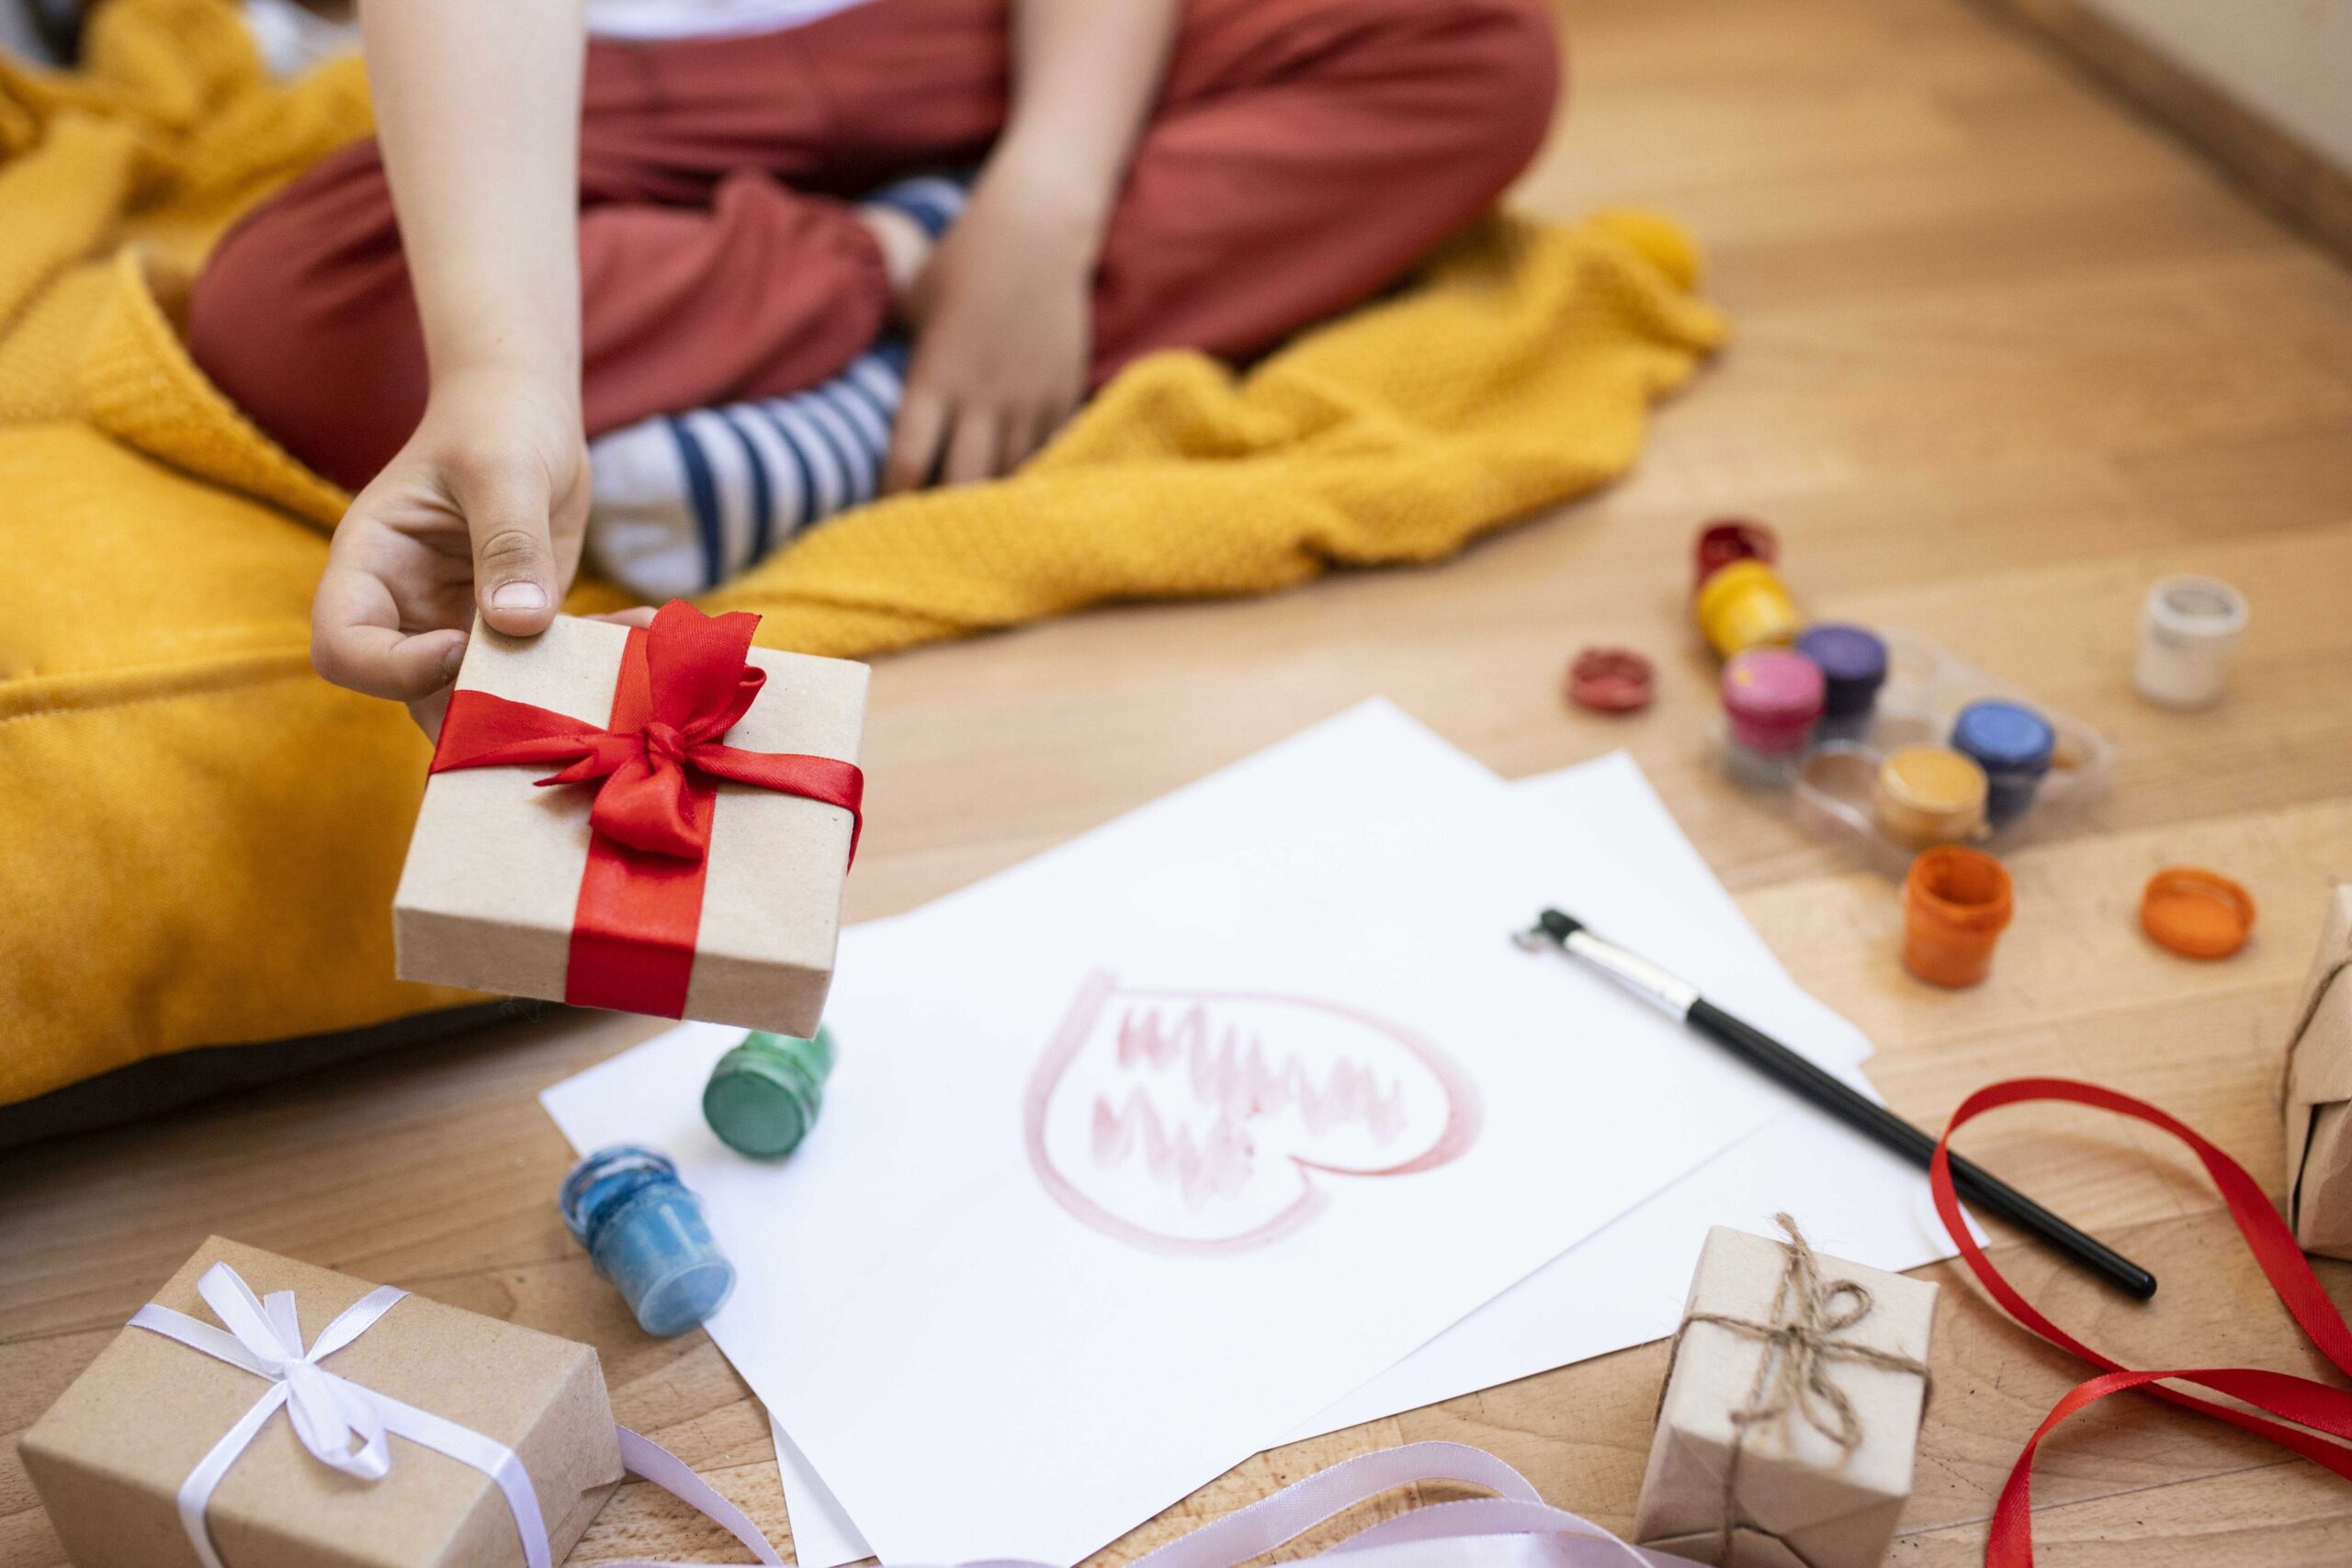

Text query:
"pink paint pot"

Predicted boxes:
[[1722, 647, 1826, 758]]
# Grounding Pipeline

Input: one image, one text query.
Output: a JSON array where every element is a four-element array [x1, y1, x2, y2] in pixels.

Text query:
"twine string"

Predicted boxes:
[[1669, 1214, 1931, 1566]]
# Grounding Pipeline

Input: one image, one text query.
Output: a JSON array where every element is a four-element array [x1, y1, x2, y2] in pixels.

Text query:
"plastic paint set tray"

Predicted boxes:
[[1715, 629, 2115, 878]]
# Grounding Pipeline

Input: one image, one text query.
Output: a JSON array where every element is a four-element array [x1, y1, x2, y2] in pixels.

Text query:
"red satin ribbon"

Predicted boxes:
[[427, 602, 863, 1018], [1928, 1078, 2352, 1565]]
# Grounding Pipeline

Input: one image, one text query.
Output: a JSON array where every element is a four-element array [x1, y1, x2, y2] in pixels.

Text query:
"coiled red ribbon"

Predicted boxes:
[[1929, 1078, 2352, 1564], [427, 601, 863, 1019]]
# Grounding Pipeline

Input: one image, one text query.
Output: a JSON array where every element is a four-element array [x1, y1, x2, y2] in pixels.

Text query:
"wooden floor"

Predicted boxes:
[[7, 0, 2352, 1561]]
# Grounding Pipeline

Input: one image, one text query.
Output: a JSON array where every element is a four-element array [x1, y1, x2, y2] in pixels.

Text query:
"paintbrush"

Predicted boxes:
[[1517, 907, 2156, 1299]]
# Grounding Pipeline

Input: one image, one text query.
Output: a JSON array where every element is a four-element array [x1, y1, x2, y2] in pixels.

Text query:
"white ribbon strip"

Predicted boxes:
[[130, 1265, 1690, 1568], [598, 1427, 789, 1567]]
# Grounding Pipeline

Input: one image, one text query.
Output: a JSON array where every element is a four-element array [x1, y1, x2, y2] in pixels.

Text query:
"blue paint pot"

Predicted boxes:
[[1794, 624, 1888, 744], [1950, 699, 2057, 829], [559, 1145, 735, 1337]]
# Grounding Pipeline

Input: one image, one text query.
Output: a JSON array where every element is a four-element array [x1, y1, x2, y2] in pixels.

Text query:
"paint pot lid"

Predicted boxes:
[[1793, 624, 1887, 694], [1722, 647, 1824, 722], [1878, 745, 1987, 811], [1951, 700, 2056, 773], [703, 1027, 835, 1158], [1566, 647, 1656, 714], [2141, 867, 2254, 959]]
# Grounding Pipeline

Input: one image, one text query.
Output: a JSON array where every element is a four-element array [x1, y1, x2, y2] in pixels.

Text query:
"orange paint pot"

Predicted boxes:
[[1903, 846, 2014, 988]]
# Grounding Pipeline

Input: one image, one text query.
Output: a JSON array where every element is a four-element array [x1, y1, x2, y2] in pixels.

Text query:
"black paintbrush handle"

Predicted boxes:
[[1685, 998, 2157, 1299]]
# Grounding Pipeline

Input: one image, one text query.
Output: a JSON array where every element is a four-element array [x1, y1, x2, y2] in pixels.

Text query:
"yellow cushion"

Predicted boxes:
[[0, 0, 1725, 1107]]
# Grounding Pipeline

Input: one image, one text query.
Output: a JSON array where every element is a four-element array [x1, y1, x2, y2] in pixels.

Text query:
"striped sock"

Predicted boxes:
[[858, 173, 968, 240], [585, 340, 909, 598]]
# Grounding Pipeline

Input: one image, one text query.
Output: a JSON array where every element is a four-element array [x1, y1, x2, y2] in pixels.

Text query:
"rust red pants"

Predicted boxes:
[[187, 0, 1560, 491]]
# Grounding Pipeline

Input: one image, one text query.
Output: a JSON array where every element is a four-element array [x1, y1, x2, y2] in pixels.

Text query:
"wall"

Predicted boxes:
[[2077, 0, 2352, 172]]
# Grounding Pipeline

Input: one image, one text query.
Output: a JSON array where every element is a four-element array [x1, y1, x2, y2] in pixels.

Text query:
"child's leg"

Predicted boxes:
[[579, 0, 1560, 595], [584, 175, 966, 599], [1088, 0, 1562, 381], [587, 337, 917, 598], [190, 0, 1557, 511], [186, 34, 932, 492], [793, 0, 1562, 384]]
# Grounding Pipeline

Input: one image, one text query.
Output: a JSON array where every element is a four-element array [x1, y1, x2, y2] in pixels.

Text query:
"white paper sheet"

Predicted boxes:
[[543, 783, 1802, 1562], [759, 733, 1960, 1568], [1280, 761, 1961, 1441], [752, 701, 1518, 1568]]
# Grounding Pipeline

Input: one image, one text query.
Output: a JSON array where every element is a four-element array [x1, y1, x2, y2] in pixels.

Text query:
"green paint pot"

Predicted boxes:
[[702, 1027, 836, 1159]]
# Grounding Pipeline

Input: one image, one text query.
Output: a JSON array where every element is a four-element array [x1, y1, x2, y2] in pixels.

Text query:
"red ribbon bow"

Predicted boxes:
[[428, 601, 863, 1017], [1930, 1079, 2352, 1566]]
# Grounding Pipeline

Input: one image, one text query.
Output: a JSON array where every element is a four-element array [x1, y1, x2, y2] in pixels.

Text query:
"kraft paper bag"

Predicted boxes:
[[2284, 884, 2352, 1260], [22, 1237, 623, 1568], [1634, 1223, 1936, 1568]]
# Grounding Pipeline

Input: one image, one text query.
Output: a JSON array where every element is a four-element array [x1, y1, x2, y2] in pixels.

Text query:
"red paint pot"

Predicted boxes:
[[1694, 518, 1780, 590]]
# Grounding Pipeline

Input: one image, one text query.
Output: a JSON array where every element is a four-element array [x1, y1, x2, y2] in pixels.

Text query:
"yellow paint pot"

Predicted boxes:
[[1873, 745, 1987, 848], [1693, 558, 1802, 658]]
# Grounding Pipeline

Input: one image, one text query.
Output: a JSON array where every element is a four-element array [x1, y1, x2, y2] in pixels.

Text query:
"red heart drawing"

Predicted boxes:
[[1023, 970, 1480, 1254]]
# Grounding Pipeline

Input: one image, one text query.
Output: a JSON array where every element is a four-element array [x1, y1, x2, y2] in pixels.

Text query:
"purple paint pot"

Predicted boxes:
[[1794, 623, 1889, 743]]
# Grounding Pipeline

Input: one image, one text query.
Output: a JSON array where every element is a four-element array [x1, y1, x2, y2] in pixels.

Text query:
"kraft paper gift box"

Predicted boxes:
[[1634, 1223, 1937, 1568], [2284, 884, 2352, 1260], [394, 604, 867, 1038], [21, 1236, 623, 1568]]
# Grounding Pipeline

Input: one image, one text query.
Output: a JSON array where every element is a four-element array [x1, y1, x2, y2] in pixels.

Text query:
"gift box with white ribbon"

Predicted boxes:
[[22, 1237, 624, 1568]]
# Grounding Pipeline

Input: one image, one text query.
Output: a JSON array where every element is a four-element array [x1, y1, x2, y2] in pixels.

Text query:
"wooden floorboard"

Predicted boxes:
[[6, 0, 2351, 1562]]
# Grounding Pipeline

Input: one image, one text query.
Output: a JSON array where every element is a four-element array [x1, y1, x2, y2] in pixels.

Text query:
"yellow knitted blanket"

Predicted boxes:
[[0, 0, 1724, 1106]]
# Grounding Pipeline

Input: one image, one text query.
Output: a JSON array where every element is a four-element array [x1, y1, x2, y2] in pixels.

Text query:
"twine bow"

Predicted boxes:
[[1674, 1214, 1932, 1567]]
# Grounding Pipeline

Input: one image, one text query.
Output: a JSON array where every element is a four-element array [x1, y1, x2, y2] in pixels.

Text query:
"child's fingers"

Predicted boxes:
[[311, 569, 468, 701], [1012, 397, 1069, 471], [941, 409, 1002, 487], [310, 515, 468, 699], [884, 386, 949, 494]]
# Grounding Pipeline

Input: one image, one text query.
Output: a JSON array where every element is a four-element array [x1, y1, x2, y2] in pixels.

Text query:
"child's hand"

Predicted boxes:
[[311, 367, 590, 707], [884, 167, 1095, 492]]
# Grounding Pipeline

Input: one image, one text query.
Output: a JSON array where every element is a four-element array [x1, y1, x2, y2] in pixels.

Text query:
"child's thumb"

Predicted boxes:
[[458, 459, 561, 636]]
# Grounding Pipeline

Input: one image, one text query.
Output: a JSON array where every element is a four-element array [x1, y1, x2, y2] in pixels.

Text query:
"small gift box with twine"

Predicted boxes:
[[2283, 883, 2352, 1260], [1634, 1218, 1937, 1568]]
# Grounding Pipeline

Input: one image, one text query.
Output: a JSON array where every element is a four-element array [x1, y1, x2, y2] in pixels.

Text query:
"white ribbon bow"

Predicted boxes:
[[129, 1262, 784, 1568]]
